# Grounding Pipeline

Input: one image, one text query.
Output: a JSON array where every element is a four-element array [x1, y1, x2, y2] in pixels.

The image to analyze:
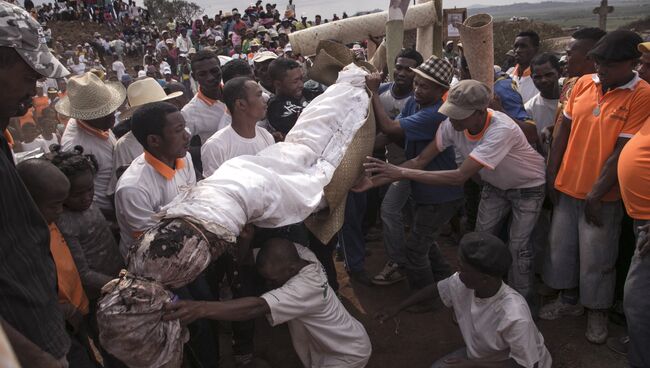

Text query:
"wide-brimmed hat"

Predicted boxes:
[[410, 55, 453, 89], [55, 72, 126, 121], [120, 78, 182, 120], [0, 1, 69, 78]]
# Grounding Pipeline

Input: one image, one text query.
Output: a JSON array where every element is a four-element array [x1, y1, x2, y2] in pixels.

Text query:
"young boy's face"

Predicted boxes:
[[457, 257, 484, 290], [64, 171, 94, 212]]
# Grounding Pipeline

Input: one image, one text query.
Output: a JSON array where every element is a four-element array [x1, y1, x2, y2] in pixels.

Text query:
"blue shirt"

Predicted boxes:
[[494, 73, 530, 122], [398, 98, 464, 205]]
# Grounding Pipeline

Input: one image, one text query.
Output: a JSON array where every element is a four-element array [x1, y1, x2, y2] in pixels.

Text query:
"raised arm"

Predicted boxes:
[[365, 73, 405, 143]]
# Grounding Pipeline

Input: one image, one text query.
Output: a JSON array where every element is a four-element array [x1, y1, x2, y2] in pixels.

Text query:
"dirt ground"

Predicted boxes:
[[215, 234, 629, 368]]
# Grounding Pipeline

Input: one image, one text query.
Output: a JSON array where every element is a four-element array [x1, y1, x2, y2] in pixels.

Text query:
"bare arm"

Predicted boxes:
[[163, 297, 270, 325], [546, 115, 572, 204], [375, 282, 440, 323]]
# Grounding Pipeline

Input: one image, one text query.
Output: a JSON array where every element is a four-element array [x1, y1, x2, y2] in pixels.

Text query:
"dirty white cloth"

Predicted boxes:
[[158, 64, 370, 240]]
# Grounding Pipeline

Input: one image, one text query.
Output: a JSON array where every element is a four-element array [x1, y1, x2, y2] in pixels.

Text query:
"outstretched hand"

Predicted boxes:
[[363, 156, 404, 182], [163, 300, 206, 325]]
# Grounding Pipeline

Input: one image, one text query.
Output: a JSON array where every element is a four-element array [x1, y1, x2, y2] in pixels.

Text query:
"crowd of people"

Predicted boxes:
[[1, 0, 650, 367]]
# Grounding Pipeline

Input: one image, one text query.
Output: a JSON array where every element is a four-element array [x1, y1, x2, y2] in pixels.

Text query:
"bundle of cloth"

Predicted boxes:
[[97, 63, 375, 367]]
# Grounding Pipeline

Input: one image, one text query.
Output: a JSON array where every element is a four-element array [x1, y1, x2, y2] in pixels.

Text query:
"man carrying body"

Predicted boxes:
[[266, 57, 306, 138], [360, 80, 546, 307], [0, 2, 71, 366], [164, 238, 372, 368], [364, 56, 464, 293], [372, 48, 423, 286], [543, 30, 650, 344]]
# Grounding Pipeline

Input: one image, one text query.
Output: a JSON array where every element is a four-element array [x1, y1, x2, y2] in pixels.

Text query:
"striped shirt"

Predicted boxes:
[[0, 136, 70, 358]]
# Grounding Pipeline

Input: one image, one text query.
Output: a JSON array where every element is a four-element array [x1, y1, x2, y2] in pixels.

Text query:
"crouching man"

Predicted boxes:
[[377, 232, 552, 368], [163, 237, 372, 368]]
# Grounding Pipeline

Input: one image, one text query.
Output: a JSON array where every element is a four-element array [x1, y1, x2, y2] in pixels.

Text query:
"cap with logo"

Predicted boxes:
[[0, 1, 69, 78], [439, 79, 491, 120]]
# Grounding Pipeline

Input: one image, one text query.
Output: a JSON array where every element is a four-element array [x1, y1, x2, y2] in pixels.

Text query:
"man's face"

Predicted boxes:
[[0, 55, 39, 127], [565, 38, 595, 77], [449, 110, 480, 132], [315, 16, 321, 25], [241, 81, 267, 120], [160, 111, 190, 159], [254, 59, 273, 87], [531, 61, 559, 97], [413, 74, 445, 105], [595, 58, 636, 88], [513, 36, 538, 67], [83, 111, 116, 131], [393, 57, 417, 91], [192, 57, 222, 96], [638, 52, 650, 84], [457, 257, 484, 290], [276, 67, 303, 99], [258, 263, 294, 290]]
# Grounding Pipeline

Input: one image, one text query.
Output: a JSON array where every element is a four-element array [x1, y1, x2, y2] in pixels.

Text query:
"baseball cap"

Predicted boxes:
[[252, 50, 277, 63], [0, 1, 69, 78], [163, 66, 172, 75], [588, 30, 643, 62], [639, 42, 650, 53], [459, 232, 512, 278], [439, 80, 491, 120]]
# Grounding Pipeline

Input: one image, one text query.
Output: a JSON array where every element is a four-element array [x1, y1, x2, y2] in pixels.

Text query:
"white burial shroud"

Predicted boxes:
[[157, 64, 370, 242]]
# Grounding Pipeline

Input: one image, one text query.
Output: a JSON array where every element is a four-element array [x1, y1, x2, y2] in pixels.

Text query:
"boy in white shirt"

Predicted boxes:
[[201, 76, 274, 177], [377, 232, 552, 368], [163, 237, 372, 368]]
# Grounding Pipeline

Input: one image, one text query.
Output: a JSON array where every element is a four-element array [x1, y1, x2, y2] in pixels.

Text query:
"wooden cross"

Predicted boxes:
[[593, 0, 614, 31]]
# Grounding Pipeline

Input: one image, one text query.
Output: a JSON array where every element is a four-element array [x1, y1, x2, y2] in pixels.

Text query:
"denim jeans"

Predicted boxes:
[[405, 199, 463, 289], [380, 180, 412, 266], [624, 219, 650, 368], [340, 191, 367, 273], [543, 192, 623, 309], [476, 184, 544, 304]]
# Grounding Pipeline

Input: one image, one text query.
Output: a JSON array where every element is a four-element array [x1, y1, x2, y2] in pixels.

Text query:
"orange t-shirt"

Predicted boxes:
[[555, 74, 650, 201], [49, 224, 89, 315], [618, 117, 650, 220], [32, 96, 50, 118]]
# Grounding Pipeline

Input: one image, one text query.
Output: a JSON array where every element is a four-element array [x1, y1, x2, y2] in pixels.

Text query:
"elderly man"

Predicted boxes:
[[0, 2, 71, 366]]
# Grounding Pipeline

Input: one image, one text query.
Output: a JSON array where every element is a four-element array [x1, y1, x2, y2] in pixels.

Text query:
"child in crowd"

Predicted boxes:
[[17, 118, 50, 153], [37, 106, 61, 149], [49, 145, 124, 299], [377, 232, 552, 368], [17, 158, 99, 367]]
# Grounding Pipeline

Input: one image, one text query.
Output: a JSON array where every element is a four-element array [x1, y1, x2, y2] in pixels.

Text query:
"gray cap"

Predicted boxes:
[[0, 1, 69, 78], [439, 79, 491, 120], [459, 232, 512, 277]]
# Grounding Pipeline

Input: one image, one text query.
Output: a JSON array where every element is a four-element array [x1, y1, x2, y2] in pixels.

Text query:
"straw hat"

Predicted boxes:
[[121, 78, 183, 119], [55, 72, 126, 121], [410, 55, 453, 89]]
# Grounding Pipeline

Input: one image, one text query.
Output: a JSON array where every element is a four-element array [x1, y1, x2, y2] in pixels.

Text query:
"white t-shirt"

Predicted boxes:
[[181, 94, 232, 144], [201, 125, 275, 177], [19, 137, 50, 153], [61, 119, 116, 211], [436, 109, 546, 190], [437, 273, 552, 368], [114, 152, 196, 258], [112, 60, 126, 81], [524, 93, 559, 139], [69, 62, 86, 76], [510, 73, 539, 104], [378, 83, 411, 165], [260, 245, 371, 368], [110, 130, 143, 189]]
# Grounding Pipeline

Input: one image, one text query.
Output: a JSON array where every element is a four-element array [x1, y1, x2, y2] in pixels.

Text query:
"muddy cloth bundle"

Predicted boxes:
[[97, 271, 188, 368], [127, 218, 233, 289]]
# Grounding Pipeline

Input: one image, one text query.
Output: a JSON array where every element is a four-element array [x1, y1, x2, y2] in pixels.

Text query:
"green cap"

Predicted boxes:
[[0, 1, 69, 78], [439, 80, 491, 120]]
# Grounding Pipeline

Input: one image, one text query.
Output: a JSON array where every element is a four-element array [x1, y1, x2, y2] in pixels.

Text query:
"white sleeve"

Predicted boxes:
[[200, 141, 225, 178], [468, 125, 515, 170], [502, 314, 546, 368], [115, 186, 156, 237], [436, 274, 457, 308], [260, 273, 323, 326], [435, 119, 455, 152]]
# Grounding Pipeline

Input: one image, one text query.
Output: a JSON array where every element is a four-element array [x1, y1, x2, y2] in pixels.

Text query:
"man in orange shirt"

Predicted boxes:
[[618, 115, 650, 367], [543, 30, 650, 344]]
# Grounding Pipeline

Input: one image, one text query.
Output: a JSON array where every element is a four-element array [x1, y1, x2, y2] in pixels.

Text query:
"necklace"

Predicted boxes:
[[593, 88, 607, 117]]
